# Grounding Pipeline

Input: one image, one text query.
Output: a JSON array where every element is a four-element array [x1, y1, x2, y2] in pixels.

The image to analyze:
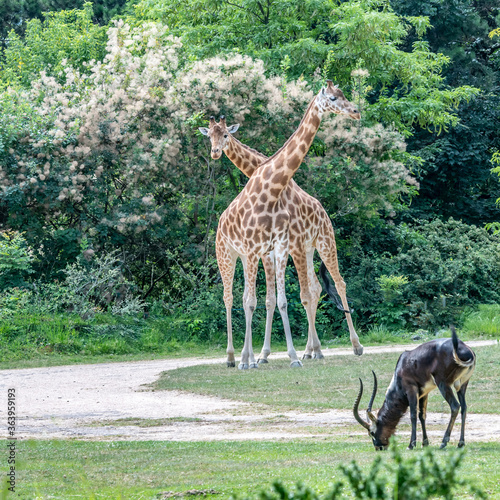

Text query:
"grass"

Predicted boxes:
[[1, 320, 498, 499], [153, 344, 500, 414], [94, 417, 204, 427], [6, 439, 499, 499], [462, 304, 500, 336], [1, 303, 498, 370]]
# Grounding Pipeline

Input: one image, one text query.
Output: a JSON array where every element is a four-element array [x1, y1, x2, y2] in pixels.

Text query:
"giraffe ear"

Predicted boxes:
[[198, 127, 209, 136], [227, 124, 240, 134], [321, 87, 326, 95]]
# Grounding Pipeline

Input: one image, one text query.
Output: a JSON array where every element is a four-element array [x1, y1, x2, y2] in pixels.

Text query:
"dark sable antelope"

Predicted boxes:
[[354, 327, 476, 450]]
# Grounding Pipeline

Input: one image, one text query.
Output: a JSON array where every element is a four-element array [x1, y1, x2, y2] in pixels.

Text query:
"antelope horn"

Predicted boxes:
[[367, 370, 378, 413], [353, 378, 371, 430]]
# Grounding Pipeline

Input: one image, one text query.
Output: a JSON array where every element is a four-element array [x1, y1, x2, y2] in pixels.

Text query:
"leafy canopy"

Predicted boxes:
[[0, 3, 107, 88], [131, 0, 479, 136]]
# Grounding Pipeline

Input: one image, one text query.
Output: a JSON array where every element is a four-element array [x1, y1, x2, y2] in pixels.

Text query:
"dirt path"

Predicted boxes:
[[1, 341, 499, 443]]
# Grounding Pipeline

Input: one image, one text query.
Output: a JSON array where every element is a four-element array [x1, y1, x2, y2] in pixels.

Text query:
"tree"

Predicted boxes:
[[131, 0, 479, 138], [0, 3, 107, 88], [0, 21, 413, 300]]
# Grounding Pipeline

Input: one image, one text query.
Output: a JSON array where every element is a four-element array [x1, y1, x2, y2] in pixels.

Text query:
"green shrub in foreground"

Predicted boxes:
[[236, 440, 485, 499]]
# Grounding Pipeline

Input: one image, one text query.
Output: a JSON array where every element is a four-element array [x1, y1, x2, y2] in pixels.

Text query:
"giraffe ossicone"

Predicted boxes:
[[204, 82, 363, 369]]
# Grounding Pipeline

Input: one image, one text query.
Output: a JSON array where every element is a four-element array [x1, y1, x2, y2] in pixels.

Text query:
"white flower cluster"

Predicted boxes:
[[2, 20, 413, 237]]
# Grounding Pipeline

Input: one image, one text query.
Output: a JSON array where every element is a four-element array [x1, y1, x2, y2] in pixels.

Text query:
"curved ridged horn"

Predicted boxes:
[[353, 378, 371, 430], [367, 370, 378, 413]]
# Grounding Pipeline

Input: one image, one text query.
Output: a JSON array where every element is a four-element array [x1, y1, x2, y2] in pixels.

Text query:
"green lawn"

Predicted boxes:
[[2, 341, 499, 499], [7, 439, 499, 499], [153, 344, 500, 414]]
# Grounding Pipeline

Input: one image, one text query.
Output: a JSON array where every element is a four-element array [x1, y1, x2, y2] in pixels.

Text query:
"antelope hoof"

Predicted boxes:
[[249, 362, 259, 369], [290, 360, 303, 368], [313, 352, 324, 360], [458, 441, 465, 448], [439, 442, 448, 450], [353, 345, 364, 356], [302, 353, 313, 360], [257, 358, 268, 364], [227, 361, 236, 368], [423, 439, 429, 447], [407, 441, 416, 450], [238, 363, 249, 370]]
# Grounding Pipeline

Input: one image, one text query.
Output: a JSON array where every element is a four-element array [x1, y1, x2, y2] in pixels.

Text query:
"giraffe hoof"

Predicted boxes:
[[238, 363, 249, 370], [290, 360, 303, 368], [249, 362, 259, 369], [257, 358, 269, 364], [302, 353, 313, 360], [313, 352, 324, 360], [227, 361, 236, 368], [353, 345, 364, 356]]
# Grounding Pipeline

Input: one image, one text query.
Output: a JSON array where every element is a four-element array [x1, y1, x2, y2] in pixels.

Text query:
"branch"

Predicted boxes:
[[221, 0, 265, 23], [142, 270, 170, 301]]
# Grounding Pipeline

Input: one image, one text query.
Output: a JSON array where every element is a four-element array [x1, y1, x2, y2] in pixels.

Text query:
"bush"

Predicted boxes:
[[337, 218, 500, 331], [0, 230, 33, 291], [235, 439, 485, 500]]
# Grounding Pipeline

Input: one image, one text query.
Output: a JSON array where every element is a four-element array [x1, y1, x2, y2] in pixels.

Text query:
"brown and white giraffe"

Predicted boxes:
[[202, 81, 362, 369], [200, 111, 363, 363]]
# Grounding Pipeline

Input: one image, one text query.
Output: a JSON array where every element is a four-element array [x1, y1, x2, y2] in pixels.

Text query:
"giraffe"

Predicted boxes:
[[204, 81, 361, 369], [200, 113, 363, 364]]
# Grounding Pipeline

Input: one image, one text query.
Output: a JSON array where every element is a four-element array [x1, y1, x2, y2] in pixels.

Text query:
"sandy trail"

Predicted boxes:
[[0, 341, 498, 443]]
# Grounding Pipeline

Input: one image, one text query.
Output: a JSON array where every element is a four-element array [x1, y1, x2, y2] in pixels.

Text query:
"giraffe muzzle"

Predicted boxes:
[[211, 149, 222, 159]]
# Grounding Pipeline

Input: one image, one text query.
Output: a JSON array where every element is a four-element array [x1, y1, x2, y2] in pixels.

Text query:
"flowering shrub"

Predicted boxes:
[[0, 20, 414, 304]]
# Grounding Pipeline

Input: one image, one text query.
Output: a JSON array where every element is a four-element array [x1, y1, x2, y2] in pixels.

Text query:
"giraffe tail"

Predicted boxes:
[[319, 262, 352, 313]]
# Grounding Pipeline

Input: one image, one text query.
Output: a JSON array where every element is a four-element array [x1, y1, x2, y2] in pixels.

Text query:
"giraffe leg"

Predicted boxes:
[[258, 251, 276, 364], [216, 233, 238, 367], [317, 223, 363, 356], [275, 244, 302, 368], [307, 249, 323, 360], [239, 255, 259, 370], [291, 248, 323, 360]]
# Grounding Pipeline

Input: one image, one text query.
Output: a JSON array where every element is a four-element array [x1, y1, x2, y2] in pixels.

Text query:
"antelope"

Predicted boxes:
[[353, 327, 476, 450]]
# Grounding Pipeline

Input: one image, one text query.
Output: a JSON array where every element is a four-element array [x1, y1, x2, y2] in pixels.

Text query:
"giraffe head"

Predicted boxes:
[[199, 116, 240, 159], [318, 80, 361, 120]]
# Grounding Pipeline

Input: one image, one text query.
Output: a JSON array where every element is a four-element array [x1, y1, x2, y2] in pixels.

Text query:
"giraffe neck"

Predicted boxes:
[[257, 95, 323, 202], [224, 136, 267, 179]]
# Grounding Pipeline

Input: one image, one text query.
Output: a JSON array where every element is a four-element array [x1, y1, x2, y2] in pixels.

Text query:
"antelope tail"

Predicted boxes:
[[451, 326, 475, 367]]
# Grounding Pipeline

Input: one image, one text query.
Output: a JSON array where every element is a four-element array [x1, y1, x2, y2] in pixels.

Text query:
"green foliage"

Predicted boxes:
[[408, 93, 500, 225], [0, 3, 107, 88], [486, 151, 500, 234], [391, 0, 500, 224], [339, 218, 500, 330], [0, 230, 33, 290], [236, 441, 485, 500], [247, 481, 343, 500], [340, 439, 485, 499], [132, 0, 479, 137], [372, 275, 409, 329], [0, 21, 414, 313]]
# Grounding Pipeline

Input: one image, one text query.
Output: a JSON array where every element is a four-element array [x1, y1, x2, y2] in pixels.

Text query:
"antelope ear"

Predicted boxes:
[[199, 127, 209, 136], [367, 411, 377, 423], [227, 124, 240, 134]]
